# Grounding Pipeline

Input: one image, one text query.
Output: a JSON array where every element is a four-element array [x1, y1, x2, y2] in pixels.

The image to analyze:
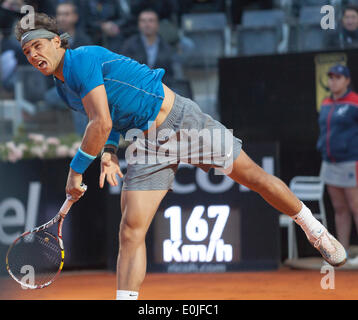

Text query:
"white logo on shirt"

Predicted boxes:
[[337, 104, 349, 116]]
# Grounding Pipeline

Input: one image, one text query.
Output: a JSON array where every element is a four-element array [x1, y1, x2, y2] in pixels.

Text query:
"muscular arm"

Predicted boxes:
[[66, 84, 112, 199], [80, 84, 112, 156]]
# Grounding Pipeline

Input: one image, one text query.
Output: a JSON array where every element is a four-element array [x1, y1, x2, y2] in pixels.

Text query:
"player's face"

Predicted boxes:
[[22, 37, 62, 76], [328, 74, 350, 95]]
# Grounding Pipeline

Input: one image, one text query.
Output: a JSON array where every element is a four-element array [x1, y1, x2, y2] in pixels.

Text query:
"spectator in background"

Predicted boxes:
[[317, 64, 358, 264], [121, 9, 183, 84], [44, 1, 93, 136], [128, 0, 194, 61], [325, 5, 358, 49], [56, 1, 92, 48], [130, 0, 179, 46], [0, 0, 27, 93], [53, 0, 86, 29], [82, 0, 136, 53]]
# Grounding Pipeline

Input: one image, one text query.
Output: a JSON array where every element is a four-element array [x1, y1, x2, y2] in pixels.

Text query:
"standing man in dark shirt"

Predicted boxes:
[[56, 1, 92, 49], [121, 9, 182, 84]]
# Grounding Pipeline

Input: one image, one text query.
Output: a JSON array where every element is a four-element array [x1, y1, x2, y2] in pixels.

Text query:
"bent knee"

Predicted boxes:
[[119, 221, 147, 246]]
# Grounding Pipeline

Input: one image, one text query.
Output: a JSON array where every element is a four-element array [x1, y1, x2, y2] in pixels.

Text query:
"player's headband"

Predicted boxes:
[[21, 28, 71, 47]]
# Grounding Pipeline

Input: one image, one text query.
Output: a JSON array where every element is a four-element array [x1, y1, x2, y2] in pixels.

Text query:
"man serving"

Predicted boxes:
[[16, 13, 347, 300]]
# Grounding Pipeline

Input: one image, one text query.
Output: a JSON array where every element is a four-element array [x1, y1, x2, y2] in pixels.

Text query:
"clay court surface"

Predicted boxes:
[[1, 267, 358, 300]]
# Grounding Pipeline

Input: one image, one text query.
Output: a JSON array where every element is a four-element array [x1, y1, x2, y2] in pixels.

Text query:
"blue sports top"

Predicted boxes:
[[317, 90, 358, 163], [54, 45, 165, 144]]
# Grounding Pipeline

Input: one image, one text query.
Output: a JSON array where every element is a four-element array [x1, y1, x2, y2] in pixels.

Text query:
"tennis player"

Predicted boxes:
[[16, 13, 346, 300]]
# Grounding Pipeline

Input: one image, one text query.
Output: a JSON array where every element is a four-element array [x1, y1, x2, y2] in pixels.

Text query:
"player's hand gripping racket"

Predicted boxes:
[[5, 183, 87, 289]]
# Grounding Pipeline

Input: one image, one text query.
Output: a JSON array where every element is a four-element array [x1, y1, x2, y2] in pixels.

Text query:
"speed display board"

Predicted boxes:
[[154, 205, 241, 271]]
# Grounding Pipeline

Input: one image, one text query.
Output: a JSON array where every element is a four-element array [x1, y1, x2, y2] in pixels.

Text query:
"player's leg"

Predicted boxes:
[[116, 189, 168, 300], [327, 185, 351, 250], [226, 149, 347, 266], [227, 149, 301, 215]]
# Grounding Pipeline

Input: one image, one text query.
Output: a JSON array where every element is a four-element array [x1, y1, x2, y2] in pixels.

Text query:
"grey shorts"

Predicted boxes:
[[321, 160, 358, 188], [122, 93, 242, 191]]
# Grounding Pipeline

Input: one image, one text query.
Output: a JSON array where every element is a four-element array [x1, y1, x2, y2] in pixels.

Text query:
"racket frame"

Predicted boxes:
[[6, 197, 74, 289]]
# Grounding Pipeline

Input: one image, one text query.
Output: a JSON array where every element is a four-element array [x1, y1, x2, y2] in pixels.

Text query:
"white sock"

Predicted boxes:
[[292, 202, 325, 240], [116, 290, 139, 300]]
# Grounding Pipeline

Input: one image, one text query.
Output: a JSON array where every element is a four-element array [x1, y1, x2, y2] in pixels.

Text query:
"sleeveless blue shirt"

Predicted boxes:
[[54, 45, 165, 139]]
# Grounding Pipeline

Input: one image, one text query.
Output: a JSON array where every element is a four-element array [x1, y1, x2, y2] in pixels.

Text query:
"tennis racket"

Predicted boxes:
[[5, 183, 87, 289]]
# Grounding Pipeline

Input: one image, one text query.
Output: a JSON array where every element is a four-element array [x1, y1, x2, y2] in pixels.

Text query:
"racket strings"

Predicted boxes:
[[7, 231, 63, 288]]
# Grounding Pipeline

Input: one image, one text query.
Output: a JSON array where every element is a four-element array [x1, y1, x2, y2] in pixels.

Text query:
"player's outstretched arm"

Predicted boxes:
[[66, 84, 112, 200]]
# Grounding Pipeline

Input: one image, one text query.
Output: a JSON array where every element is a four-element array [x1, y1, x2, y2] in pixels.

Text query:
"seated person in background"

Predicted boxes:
[[325, 5, 358, 50], [130, 0, 179, 47], [56, 1, 93, 49], [82, 0, 136, 53], [129, 0, 194, 63], [51, 0, 88, 29], [44, 0, 93, 136], [121, 9, 184, 84]]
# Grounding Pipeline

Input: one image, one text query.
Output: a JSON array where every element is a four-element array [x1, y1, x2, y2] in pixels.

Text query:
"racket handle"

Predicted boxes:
[[60, 198, 74, 216], [62, 183, 87, 215]]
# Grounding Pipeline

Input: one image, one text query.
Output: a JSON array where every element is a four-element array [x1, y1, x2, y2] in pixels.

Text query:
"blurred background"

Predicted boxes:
[[2, 0, 358, 139], [1, 0, 358, 278]]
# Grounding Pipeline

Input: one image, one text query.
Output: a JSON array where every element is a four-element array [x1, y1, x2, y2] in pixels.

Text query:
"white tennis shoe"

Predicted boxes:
[[307, 228, 347, 267]]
